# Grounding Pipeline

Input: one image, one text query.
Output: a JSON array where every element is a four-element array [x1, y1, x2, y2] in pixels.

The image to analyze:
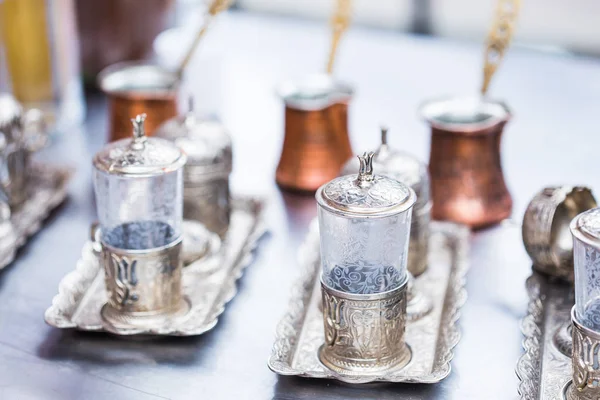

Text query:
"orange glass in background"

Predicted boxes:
[[0, 0, 84, 133], [0, 0, 53, 104]]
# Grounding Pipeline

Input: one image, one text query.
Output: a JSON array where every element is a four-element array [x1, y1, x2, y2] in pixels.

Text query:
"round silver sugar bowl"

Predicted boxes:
[[155, 99, 232, 238], [570, 208, 600, 394], [341, 127, 431, 277], [316, 152, 416, 375], [92, 114, 188, 329]]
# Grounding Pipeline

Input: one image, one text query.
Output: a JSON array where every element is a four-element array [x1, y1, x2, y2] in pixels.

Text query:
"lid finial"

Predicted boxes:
[[380, 126, 388, 146], [131, 114, 147, 140], [130, 114, 147, 150], [356, 152, 375, 185]]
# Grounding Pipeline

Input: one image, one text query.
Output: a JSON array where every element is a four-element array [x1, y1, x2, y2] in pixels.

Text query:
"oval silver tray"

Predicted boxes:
[[516, 272, 574, 400], [44, 196, 266, 336], [268, 220, 470, 384]]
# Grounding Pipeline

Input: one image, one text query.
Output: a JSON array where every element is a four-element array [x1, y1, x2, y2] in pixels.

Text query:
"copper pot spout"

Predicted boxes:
[[275, 75, 353, 192], [421, 96, 512, 229]]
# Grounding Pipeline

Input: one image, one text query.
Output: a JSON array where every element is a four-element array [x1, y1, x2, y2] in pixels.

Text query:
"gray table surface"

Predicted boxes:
[[1, 11, 599, 400]]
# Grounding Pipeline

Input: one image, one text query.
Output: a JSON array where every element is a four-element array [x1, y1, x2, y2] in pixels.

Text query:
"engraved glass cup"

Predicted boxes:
[[570, 207, 600, 393], [92, 114, 187, 327], [572, 208, 600, 330], [317, 154, 416, 294], [315, 152, 416, 374]]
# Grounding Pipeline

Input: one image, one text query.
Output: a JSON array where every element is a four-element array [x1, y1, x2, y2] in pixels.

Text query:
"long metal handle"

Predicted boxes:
[[481, 0, 521, 96], [326, 0, 352, 75]]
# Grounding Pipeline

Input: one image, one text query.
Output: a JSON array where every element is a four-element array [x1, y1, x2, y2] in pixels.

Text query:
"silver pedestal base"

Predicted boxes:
[[318, 280, 411, 375]]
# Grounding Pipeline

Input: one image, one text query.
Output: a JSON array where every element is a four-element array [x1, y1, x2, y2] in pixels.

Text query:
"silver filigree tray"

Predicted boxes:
[[44, 196, 266, 336], [0, 163, 73, 269], [516, 272, 574, 400], [268, 220, 470, 384]]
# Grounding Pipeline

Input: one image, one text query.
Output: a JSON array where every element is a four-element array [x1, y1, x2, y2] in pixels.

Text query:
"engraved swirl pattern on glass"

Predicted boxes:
[[94, 168, 183, 250], [318, 207, 411, 294]]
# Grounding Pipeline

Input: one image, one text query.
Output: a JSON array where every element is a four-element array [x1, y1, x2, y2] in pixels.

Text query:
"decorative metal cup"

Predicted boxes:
[[276, 74, 353, 192], [523, 186, 596, 281], [155, 98, 232, 237], [92, 114, 187, 328], [570, 208, 600, 396], [316, 151, 416, 374], [420, 96, 512, 229]]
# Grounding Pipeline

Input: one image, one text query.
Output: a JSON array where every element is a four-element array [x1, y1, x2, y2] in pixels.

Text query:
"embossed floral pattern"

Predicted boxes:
[[322, 175, 410, 211]]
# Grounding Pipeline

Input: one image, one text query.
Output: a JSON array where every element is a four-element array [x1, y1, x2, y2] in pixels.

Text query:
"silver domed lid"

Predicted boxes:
[[155, 98, 232, 181], [341, 127, 429, 206], [317, 152, 416, 218], [572, 208, 600, 246], [93, 114, 186, 177]]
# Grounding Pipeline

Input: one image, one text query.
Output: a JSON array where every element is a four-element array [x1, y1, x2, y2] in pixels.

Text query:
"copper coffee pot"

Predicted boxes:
[[275, 75, 353, 192], [98, 62, 178, 142], [420, 96, 512, 228]]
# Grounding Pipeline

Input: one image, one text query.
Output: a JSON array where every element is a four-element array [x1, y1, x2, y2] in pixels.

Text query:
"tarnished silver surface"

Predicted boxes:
[[100, 237, 184, 326], [268, 220, 469, 384], [155, 100, 232, 237], [0, 163, 72, 270], [522, 186, 596, 281], [184, 180, 230, 237], [516, 272, 574, 400], [571, 309, 600, 396], [44, 196, 265, 336], [319, 279, 410, 376], [341, 127, 431, 276]]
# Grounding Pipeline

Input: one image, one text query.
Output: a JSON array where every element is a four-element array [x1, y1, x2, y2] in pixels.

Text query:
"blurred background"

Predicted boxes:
[[2, 0, 598, 134]]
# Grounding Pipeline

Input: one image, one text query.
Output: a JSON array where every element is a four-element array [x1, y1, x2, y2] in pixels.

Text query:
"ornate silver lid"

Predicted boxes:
[[342, 127, 429, 199], [317, 152, 416, 217], [93, 114, 186, 177], [278, 74, 353, 111], [155, 98, 232, 181], [572, 208, 600, 246]]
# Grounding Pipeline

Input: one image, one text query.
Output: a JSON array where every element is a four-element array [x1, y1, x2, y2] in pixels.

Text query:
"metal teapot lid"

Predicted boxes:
[[342, 127, 428, 190], [572, 208, 600, 245], [317, 152, 416, 217], [155, 98, 232, 179], [278, 74, 353, 111], [93, 114, 186, 177]]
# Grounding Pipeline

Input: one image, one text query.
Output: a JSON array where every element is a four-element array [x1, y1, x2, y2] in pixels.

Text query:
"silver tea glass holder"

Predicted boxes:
[[268, 219, 469, 384], [45, 196, 265, 336]]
